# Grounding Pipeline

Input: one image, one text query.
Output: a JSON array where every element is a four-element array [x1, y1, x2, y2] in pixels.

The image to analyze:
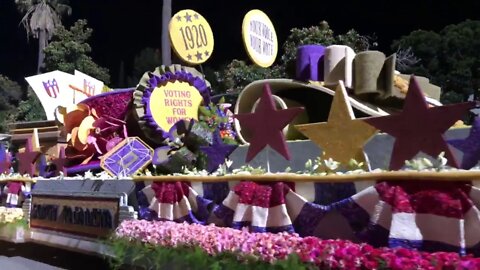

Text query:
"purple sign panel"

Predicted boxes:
[[0, 144, 11, 174], [101, 137, 153, 177]]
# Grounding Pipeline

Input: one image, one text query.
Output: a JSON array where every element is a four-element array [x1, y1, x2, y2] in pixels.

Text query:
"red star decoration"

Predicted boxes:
[[363, 76, 475, 170], [51, 146, 68, 176], [0, 145, 11, 174], [16, 138, 41, 176], [234, 83, 304, 162]]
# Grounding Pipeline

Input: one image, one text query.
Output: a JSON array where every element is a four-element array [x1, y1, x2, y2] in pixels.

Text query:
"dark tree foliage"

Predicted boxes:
[[43, 19, 111, 84], [0, 75, 24, 132], [214, 21, 375, 94], [15, 88, 46, 122], [214, 60, 283, 94], [392, 20, 480, 104], [281, 21, 374, 78], [127, 48, 162, 86]]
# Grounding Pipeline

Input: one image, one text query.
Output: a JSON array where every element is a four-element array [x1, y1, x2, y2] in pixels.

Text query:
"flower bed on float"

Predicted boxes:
[[0, 207, 24, 224], [110, 219, 480, 270], [0, 207, 27, 243]]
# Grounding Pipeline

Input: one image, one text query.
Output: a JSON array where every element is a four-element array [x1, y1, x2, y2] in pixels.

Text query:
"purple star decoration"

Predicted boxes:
[[17, 138, 41, 176], [448, 117, 480, 169], [37, 155, 48, 177], [0, 144, 11, 174], [200, 131, 237, 173], [51, 146, 68, 176]]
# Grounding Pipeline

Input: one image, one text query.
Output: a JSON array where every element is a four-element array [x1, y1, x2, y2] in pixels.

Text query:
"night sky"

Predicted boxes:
[[1, 0, 480, 87]]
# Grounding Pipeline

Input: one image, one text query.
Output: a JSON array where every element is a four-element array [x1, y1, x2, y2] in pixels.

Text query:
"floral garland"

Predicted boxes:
[[115, 220, 480, 269]]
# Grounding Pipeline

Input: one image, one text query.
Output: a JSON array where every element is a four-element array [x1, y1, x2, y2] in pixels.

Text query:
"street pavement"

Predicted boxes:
[[0, 256, 64, 270], [0, 240, 112, 270]]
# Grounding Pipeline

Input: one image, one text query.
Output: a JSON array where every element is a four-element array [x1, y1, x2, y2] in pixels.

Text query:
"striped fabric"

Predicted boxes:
[[137, 181, 213, 224], [136, 179, 480, 255], [212, 181, 297, 233], [336, 181, 480, 256], [3, 181, 25, 207]]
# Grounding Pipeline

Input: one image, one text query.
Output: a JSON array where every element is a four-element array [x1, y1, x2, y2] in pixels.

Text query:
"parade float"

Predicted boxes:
[[1, 8, 480, 269]]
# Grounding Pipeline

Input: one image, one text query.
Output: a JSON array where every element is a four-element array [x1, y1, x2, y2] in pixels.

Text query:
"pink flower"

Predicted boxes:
[[114, 220, 480, 269]]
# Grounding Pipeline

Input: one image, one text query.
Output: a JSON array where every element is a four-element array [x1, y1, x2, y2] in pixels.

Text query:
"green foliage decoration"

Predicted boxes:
[[404, 152, 448, 172], [105, 237, 314, 270], [303, 156, 366, 175], [198, 97, 238, 145]]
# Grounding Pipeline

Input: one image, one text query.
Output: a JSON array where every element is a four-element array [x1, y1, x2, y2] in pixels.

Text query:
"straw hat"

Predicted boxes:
[[234, 45, 442, 144], [234, 79, 388, 143]]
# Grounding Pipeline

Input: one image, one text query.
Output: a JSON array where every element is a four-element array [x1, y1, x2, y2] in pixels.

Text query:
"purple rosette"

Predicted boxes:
[[133, 65, 212, 144]]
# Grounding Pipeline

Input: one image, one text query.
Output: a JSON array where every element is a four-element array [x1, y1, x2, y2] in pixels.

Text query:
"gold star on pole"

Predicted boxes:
[[295, 81, 378, 168]]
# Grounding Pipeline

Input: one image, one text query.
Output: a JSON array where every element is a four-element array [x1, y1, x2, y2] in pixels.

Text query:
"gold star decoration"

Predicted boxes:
[[295, 81, 378, 168]]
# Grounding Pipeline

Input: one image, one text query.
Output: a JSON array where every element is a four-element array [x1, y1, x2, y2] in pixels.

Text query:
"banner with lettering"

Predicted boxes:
[[242, 10, 278, 68], [25, 70, 105, 120], [30, 195, 119, 238]]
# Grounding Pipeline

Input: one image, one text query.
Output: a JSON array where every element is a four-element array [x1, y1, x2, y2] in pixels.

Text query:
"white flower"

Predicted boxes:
[[323, 158, 340, 171]]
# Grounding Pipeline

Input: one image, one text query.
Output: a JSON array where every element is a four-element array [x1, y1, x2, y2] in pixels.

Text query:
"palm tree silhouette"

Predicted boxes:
[[16, 0, 72, 74]]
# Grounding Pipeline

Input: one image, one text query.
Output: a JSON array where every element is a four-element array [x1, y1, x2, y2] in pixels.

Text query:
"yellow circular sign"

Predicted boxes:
[[169, 9, 214, 65], [149, 81, 203, 131], [242, 10, 278, 68]]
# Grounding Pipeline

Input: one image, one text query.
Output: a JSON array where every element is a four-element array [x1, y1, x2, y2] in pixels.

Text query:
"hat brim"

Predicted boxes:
[[234, 79, 388, 143]]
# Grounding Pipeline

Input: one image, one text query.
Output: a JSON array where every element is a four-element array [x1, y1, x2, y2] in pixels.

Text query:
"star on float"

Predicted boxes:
[[295, 81, 378, 168], [200, 131, 237, 173], [0, 145, 11, 174], [17, 137, 41, 176], [50, 146, 68, 176], [235, 83, 304, 162], [363, 76, 474, 170], [448, 117, 480, 169]]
